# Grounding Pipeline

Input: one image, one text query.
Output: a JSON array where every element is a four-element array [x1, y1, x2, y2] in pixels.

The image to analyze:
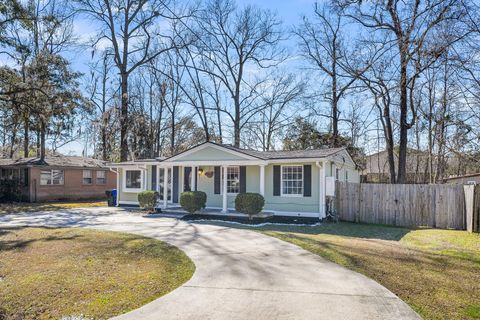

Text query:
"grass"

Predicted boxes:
[[196, 220, 480, 320], [252, 222, 480, 320], [0, 200, 108, 215], [0, 227, 195, 320]]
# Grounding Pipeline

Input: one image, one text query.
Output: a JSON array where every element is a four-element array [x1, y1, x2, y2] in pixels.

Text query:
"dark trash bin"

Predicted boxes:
[[106, 189, 117, 207]]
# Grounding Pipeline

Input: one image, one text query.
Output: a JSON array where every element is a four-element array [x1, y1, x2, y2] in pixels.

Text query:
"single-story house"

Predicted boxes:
[[362, 149, 430, 184], [444, 173, 480, 185], [0, 155, 116, 202], [109, 142, 360, 218]]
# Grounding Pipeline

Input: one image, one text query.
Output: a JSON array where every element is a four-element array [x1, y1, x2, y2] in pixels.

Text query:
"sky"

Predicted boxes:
[[58, 0, 317, 156]]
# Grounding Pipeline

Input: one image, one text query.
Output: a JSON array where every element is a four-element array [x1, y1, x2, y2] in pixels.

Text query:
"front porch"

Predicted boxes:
[[155, 163, 267, 214]]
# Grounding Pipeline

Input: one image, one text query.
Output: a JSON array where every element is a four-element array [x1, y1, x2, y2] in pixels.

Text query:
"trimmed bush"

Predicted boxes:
[[180, 191, 207, 214], [235, 193, 264, 219], [138, 191, 159, 212]]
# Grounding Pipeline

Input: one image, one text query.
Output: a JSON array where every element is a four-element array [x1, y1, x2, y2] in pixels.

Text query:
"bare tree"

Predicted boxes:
[[75, 0, 190, 161], [245, 73, 305, 151], [295, 3, 371, 146], [194, 0, 285, 147], [336, 0, 468, 183]]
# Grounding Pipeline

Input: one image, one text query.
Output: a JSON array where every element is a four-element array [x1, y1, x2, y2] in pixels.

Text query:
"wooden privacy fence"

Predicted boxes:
[[335, 182, 474, 230]]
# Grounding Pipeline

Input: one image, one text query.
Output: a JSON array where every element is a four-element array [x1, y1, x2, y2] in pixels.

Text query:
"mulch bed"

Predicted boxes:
[[181, 214, 320, 225]]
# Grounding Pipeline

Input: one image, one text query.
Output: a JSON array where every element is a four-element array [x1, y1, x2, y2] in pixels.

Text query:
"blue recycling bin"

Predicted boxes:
[[111, 189, 117, 206]]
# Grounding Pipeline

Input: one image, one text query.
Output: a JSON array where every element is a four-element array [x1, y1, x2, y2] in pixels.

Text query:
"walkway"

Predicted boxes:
[[0, 208, 420, 320]]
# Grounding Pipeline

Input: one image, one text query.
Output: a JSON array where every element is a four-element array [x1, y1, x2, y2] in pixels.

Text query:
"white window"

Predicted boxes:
[[221, 166, 240, 194], [124, 170, 142, 191], [40, 170, 64, 185], [83, 170, 92, 184], [345, 170, 349, 182], [96, 170, 106, 184], [281, 165, 303, 196], [335, 168, 340, 180]]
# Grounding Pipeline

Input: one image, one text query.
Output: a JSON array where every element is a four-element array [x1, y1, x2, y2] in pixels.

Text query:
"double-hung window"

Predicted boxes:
[[96, 170, 106, 184], [124, 170, 142, 191], [83, 170, 93, 184], [40, 170, 64, 185], [281, 165, 303, 196], [221, 166, 240, 194]]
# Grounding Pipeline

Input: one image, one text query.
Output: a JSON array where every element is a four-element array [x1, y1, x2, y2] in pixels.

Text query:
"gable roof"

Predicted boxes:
[[163, 141, 347, 161], [0, 155, 109, 169], [220, 144, 345, 160]]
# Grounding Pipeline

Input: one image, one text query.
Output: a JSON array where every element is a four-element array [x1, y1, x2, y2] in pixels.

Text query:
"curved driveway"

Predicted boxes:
[[0, 208, 420, 320]]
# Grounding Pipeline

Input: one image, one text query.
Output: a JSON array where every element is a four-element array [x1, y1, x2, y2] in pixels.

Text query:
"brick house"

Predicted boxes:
[[0, 155, 116, 202]]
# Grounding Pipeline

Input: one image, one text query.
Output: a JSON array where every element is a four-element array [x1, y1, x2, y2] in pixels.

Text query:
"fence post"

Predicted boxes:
[[464, 185, 475, 233]]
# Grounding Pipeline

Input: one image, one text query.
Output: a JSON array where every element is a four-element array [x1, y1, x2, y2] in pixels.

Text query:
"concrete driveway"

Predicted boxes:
[[0, 208, 420, 320]]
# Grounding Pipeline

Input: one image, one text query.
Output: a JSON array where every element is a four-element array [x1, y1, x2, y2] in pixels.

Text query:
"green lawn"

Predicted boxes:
[[194, 220, 480, 319], [0, 227, 195, 320], [0, 200, 108, 215], [255, 222, 480, 320]]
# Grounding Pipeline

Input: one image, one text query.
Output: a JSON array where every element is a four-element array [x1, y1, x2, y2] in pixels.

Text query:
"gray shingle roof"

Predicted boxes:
[[0, 155, 109, 168], [221, 144, 345, 160]]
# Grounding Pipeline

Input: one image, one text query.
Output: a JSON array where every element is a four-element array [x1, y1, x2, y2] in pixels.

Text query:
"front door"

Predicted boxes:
[[158, 167, 173, 203]]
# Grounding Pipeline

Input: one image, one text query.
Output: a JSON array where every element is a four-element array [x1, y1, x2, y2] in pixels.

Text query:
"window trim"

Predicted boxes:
[[82, 170, 93, 185], [40, 169, 64, 186], [280, 164, 304, 198], [122, 169, 144, 193], [96, 170, 106, 185], [220, 166, 240, 195]]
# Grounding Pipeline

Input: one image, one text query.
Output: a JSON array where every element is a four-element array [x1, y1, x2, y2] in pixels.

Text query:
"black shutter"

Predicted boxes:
[[184, 167, 191, 191], [240, 166, 246, 193], [303, 165, 312, 197], [273, 165, 281, 196], [151, 165, 157, 191], [194, 167, 198, 191], [173, 166, 179, 202], [214, 166, 221, 194]]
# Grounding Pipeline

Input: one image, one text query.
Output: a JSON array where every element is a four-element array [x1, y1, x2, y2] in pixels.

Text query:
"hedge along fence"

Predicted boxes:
[[335, 182, 467, 230]]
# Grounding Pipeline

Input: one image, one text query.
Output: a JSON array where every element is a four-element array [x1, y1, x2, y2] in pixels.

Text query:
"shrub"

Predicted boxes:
[[138, 191, 159, 212], [0, 179, 22, 203], [235, 193, 264, 219], [180, 191, 207, 214]]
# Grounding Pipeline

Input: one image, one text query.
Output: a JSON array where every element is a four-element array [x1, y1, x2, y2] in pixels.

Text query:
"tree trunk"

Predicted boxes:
[[23, 117, 29, 157], [331, 50, 339, 145], [120, 72, 129, 161], [397, 53, 409, 184], [170, 112, 175, 155], [40, 121, 46, 162]]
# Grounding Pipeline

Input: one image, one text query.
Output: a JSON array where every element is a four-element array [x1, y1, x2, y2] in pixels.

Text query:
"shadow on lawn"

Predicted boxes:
[[0, 226, 82, 251]]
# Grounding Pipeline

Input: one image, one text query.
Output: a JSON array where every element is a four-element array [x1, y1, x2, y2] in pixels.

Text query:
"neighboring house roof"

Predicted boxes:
[[363, 149, 429, 174], [0, 155, 109, 169], [444, 172, 480, 181]]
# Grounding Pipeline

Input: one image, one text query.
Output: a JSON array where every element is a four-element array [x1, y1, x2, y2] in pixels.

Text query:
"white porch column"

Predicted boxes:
[[222, 165, 228, 213], [163, 167, 168, 209], [192, 166, 196, 191], [319, 162, 326, 219], [259, 165, 265, 196]]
